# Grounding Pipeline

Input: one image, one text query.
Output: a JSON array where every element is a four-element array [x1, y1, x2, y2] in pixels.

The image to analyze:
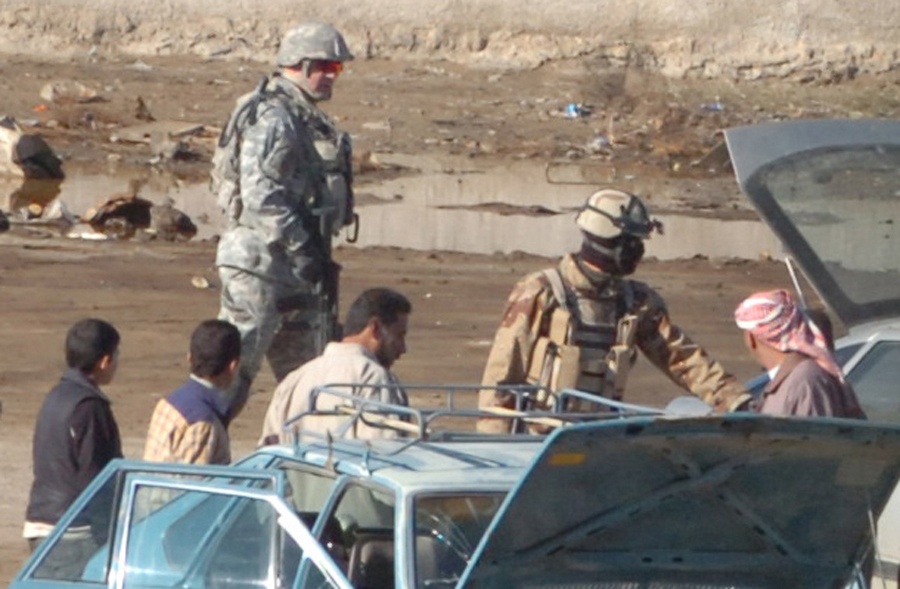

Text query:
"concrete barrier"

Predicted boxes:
[[0, 0, 898, 79]]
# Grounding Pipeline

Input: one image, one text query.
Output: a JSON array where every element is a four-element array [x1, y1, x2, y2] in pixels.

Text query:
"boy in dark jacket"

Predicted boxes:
[[23, 318, 123, 564]]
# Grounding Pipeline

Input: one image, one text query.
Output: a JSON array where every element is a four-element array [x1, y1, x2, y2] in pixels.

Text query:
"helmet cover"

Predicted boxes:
[[276, 22, 353, 67], [576, 189, 657, 240]]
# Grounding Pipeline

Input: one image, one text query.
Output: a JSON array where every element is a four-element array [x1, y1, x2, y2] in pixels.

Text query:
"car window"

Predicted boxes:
[[29, 464, 281, 584], [414, 493, 506, 589], [848, 340, 900, 423], [122, 483, 346, 589], [279, 463, 338, 523], [322, 483, 396, 589]]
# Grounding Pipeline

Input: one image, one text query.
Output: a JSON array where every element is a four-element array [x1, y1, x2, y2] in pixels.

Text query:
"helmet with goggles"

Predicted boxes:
[[276, 22, 353, 68], [575, 189, 660, 240]]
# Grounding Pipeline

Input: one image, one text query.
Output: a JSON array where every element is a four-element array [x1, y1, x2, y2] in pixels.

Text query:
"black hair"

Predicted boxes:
[[343, 288, 412, 336], [190, 320, 241, 378], [65, 318, 121, 373]]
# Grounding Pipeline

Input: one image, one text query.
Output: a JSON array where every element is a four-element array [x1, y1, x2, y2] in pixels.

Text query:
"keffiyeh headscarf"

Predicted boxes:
[[734, 289, 844, 381]]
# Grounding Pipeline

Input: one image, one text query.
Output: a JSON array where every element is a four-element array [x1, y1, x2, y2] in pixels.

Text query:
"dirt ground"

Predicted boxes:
[[0, 52, 890, 580]]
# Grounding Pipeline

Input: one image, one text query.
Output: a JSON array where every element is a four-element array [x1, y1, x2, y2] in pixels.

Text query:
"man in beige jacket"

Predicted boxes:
[[260, 288, 411, 445]]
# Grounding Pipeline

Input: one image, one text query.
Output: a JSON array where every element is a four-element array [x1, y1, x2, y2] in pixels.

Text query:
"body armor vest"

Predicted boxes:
[[527, 268, 639, 409], [310, 122, 353, 237], [212, 76, 353, 236]]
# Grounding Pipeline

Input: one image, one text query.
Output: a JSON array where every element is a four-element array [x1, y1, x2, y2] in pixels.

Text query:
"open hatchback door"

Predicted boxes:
[[723, 118, 899, 329]]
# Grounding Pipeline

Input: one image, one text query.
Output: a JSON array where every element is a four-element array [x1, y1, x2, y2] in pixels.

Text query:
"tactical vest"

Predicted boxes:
[[210, 76, 353, 236], [526, 268, 639, 409], [310, 122, 353, 238]]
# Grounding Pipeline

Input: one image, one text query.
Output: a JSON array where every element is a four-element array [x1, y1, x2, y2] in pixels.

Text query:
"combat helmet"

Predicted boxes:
[[575, 189, 659, 240], [276, 22, 354, 67]]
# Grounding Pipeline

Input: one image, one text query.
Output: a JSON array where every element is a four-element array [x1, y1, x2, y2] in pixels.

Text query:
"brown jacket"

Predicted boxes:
[[756, 352, 866, 419]]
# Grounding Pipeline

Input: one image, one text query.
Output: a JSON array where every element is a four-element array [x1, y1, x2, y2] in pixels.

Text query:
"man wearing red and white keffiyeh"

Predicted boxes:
[[734, 289, 865, 419]]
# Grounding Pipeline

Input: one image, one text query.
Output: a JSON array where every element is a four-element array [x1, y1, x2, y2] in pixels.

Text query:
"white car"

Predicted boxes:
[[725, 118, 900, 586]]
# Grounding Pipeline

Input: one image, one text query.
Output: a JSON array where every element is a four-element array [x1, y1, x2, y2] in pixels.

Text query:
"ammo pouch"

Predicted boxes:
[[313, 132, 352, 236], [527, 269, 640, 412], [526, 306, 580, 407], [605, 313, 639, 397]]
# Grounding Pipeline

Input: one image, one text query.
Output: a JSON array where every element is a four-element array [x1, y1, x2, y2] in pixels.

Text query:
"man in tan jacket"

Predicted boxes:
[[260, 288, 411, 445]]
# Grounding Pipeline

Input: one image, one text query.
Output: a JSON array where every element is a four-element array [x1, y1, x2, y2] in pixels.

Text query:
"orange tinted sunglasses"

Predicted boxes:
[[316, 60, 344, 75]]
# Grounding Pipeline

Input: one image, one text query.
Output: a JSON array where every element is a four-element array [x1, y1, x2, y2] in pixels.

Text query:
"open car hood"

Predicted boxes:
[[724, 119, 900, 328], [459, 415, 900, 589]]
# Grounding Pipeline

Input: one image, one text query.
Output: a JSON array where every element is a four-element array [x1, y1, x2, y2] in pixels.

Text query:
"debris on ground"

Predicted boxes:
[[111, 120, 206, 145], [83, 191, 197, 241], [134, 96, 155, 122], [85, 194, 153, 238], [147, 199, 197, 241], [0, 116, 64, 179], [8, 178, 74, 225], [39, 81, 104, 104]]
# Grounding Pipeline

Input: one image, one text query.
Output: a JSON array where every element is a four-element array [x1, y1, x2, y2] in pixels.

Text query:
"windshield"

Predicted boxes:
[[414, 493, 505, 589]]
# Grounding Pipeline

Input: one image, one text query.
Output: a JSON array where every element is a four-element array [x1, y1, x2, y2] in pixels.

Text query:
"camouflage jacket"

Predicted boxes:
[[215, 76, 332, 286], [479, 254, 747, 424]]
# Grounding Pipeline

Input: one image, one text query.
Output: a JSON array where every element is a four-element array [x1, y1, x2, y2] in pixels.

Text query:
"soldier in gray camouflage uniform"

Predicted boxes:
[[214, 23, 355, 422], [477, 189, 750, 433]]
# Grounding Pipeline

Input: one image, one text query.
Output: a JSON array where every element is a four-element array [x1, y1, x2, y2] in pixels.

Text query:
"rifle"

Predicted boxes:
[[309, 130, 358, 355]]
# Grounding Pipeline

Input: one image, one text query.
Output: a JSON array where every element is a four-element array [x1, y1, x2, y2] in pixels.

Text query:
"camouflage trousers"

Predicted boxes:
[[218, 266, 321, 422]]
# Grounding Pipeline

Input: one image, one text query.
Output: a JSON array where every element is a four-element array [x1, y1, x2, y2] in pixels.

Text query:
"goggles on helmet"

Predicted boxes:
[[582, 196, 663, 238]]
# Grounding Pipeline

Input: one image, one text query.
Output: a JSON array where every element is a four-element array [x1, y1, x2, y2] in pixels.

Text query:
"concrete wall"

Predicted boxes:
[[1, 0, 898, 79]]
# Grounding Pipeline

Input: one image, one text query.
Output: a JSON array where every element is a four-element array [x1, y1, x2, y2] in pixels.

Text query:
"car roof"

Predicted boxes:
[[724, 118, 900, 327], [252, 385, 656, 493], [254, 436, 544, 491]]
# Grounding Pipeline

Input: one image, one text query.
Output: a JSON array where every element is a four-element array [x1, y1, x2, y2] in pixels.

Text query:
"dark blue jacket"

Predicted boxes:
[[26, 368, 122, 525]]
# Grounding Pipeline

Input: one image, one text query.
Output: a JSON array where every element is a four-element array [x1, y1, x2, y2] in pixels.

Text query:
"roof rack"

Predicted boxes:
[[281, 383, 667, 448]]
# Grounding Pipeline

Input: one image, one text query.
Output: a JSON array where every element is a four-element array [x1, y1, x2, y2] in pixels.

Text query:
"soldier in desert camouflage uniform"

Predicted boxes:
[[213, 22, 355, 422], [477, 189, 749, 433]]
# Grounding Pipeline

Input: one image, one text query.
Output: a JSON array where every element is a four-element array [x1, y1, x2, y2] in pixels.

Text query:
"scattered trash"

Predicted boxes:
[[32, 199, 76, 225], [129, 60, 154, 72], [191, 276, 211, 289], [352, 150, 384, 174], [86, 195, 153, 239], [39, 81, 104, 104], [362, 120, 391, 132], [8, 178, 74, 226], [148, 200, 197, 241], [148, 133, 192, 162], [0, 116, 64, 179], [586, 135, 611, 154], [111, 120, 205, 144], [135, 97, 155, 122], [564, 103, 592, 119], [66, 231, 109, 241], [700, 101, 725, 112]]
